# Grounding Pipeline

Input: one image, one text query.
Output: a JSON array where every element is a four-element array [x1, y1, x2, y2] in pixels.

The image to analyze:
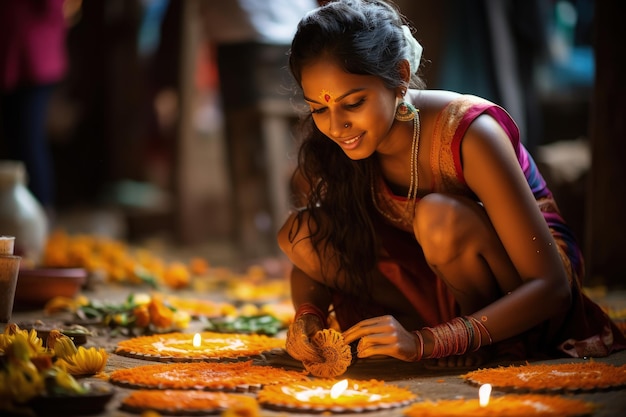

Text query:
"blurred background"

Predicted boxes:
[[0, 0, 624, 287]]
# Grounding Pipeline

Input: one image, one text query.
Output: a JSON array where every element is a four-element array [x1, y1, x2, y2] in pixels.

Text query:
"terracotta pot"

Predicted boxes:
[[14, 267, 87, 308]]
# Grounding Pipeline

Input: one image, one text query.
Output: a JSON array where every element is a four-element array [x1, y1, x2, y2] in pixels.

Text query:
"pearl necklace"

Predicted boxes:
[[371, 109, 421, 223]]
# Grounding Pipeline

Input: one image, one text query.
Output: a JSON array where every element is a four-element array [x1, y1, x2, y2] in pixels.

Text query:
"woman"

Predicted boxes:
[[279, 0, 624, 368]]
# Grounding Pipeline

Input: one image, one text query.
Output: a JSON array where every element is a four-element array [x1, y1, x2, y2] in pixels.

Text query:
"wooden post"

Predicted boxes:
[[586, 0, 626, 288]]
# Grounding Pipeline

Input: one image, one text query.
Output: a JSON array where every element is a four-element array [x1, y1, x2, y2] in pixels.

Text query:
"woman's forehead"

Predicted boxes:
[[300, 60, 384, 102]]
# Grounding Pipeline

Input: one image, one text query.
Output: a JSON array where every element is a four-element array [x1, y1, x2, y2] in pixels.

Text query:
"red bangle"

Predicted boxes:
[[413, 330, 424, 362], [294, 303, 328, 328]]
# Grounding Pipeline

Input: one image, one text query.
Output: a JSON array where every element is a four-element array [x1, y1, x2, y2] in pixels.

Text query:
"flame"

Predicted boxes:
[[330, 379, 349, 399], [479, 383, 492, 407], [192, 333, 201, 348]]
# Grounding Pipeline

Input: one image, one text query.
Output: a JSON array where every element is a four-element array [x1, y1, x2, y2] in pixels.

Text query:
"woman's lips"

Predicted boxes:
[[339, 132, 364, 150]]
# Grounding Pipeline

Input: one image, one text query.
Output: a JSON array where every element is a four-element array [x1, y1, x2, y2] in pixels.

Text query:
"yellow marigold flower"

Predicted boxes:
[[146, 257, 165, 274], [239, 303, 259, 317], [56, 346, 108, 376], [75, 294, 89, 306], [125, 270, 143, 285], [260, 302, 294, 325], [47, 330, 78, 360], [45, 366, 86, 394], [1, 324, 44, 355], [4, 322, 21, 335], [142, 258, 165, 283], [109, 265, 127, 282], [172, 310, 191, 330], [221, 303, 237, 317], [43, 246, 69, 267], [133, 305, 151, 328], [113, 313, 129, 326], [148, 296, 174, 329], [42, 230, 70, 267], [133, 293, 152, 306], [26, 329, 45, 354], [47, 229, 69, 244], [229, 282, 255, 300], [189, 257, 210, 275], [246, 264, 266, 282], [83, 255, 103, 272], [68, 243, 91, 267], [135, 249, 159, 268], [163, 262, 191, 289], [44, 296, 80, 314]]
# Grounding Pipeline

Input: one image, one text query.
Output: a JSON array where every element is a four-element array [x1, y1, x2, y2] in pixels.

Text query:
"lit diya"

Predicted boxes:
[[257, 378, 416, 413], [404, 384, 595, 417], [109, 360, 309, 392], [120, 389, 256, 415], [115, 331, 284, 362], [462, 361, 626, 392]]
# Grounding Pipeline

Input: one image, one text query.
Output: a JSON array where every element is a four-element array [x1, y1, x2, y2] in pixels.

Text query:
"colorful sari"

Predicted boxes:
[[334, 95, 625, 359]]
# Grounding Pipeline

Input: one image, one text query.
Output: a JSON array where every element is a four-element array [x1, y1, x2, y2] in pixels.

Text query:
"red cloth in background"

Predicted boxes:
[[0, 0, 67, 91]]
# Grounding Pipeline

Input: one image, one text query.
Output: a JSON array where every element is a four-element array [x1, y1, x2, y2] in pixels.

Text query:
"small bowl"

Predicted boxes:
[[27, 381, 115, 416], [14, 268, 87, 308]]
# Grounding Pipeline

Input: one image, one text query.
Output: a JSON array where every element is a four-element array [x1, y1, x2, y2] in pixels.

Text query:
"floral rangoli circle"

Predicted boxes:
[[257, 378, 416, 413], [463, 361, 626, 392], [120, 389, 253, 415], [404, 394, 594, 417], [109, 360, 308, 392], [115, 331, 284, 362]]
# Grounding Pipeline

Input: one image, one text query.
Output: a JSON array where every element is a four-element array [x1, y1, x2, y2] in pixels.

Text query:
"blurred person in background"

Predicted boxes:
[[0, 0, 69, 218], [200, 0, 317, 258]]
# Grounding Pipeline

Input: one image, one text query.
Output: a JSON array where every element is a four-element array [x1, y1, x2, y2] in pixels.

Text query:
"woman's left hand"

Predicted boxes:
[[342, 315, 420, 362]]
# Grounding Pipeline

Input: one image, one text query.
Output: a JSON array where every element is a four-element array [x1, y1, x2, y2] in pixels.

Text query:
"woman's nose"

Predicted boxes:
[[329, 116, 350, 137]]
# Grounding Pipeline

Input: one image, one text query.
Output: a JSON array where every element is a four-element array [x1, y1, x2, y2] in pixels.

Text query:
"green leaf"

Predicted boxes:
[[203, 314, 283, 336]]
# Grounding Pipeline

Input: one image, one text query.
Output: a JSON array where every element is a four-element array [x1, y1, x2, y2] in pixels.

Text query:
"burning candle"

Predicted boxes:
[[330, 379, 349, 399], [192, 333, 201, 348], [479, 384, 491, 407]]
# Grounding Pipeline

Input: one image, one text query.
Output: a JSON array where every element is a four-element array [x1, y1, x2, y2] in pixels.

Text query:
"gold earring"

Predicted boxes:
[[395, 100, 416, 122]]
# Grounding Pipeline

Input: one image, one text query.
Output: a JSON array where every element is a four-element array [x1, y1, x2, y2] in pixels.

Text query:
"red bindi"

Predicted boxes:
[[319, 89, 333, 103]]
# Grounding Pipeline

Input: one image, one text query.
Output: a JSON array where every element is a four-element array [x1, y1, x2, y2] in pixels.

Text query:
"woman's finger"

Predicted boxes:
[[343, 315, 394, 343]]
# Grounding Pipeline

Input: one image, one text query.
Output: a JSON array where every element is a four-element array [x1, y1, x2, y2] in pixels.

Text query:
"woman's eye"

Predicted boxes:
[[346, 98, 365, 109], [310, 107, 327, 115]]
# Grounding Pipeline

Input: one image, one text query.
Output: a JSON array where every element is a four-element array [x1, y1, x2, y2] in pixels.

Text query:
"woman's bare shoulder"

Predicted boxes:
[[408, 89, 461, 113]]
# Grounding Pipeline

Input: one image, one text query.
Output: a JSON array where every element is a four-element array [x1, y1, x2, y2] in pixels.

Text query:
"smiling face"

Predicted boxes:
[[300, 59, 400, 160]]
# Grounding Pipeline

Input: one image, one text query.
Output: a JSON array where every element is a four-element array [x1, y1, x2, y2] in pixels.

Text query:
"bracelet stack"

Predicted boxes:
[[415, 316, 493, 360], [294, 303, 328, 328]]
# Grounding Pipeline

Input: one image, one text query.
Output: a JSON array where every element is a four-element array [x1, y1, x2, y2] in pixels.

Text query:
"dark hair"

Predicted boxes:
[[289, 0, 424, 90], [286, 0, 425, 300]]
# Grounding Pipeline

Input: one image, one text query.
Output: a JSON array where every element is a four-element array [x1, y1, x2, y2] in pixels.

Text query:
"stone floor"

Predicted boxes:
[[8, 295, 626, 417], [7, 207, 623, 417], [7, 271, 626, 417]]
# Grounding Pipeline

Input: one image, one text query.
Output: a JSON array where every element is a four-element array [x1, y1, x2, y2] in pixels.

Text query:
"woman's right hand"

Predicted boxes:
[[285, 314, 325, 362]]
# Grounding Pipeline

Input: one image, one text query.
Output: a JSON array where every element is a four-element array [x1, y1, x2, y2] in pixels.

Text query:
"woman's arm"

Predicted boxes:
[[290, 265, 333, 318], [460, 114, 572, 341]]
